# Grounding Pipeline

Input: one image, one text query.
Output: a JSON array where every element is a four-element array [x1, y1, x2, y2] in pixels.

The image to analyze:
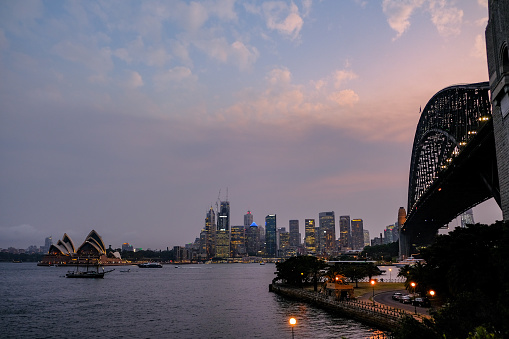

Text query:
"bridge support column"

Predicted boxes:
[[486, 0, 509, 221], [398, 231, 410, 260]]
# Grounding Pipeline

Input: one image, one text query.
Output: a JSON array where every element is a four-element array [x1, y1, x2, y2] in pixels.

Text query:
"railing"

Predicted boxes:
[[271, 284, 426, 332]]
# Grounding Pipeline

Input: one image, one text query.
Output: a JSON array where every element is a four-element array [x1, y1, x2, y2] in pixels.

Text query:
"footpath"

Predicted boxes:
[[270, 284, 432, 334], [271, 284, 406, 332], [357, 289, 431, 320]]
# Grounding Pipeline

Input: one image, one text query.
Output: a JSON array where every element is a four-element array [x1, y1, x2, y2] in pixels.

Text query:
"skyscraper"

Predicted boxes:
[[304, 219, 316, 253], [265, 214, 277, 257], [460, 209, 475, 227], [246, 222, 260, 256], [215, 230, 230, 258], [215, 200, 230, 259], [230, 226, 246, 257], [319, 211, 336, 255], [244, 210, 253, 227], [218, 201, 230, 231], [351, 219, 364, 250], [289, 220, 300, 248], [205, 206, 216, 259], [278, 231, 290, 258], [339, 215, 350, 250], [363, 229, 370, 248]]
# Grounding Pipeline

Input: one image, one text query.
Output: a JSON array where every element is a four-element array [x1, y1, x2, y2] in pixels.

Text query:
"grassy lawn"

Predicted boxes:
[[303, 281, 406, 297], [353, 282, 406, 297]]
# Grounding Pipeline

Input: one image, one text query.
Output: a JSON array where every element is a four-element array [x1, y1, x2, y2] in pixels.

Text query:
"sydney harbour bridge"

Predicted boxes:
[[401, 83, 499, 254], [401, 0, 509, 256]]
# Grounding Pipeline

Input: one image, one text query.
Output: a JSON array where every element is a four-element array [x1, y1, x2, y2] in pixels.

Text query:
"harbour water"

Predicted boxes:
[[0, 263, 388, 338]]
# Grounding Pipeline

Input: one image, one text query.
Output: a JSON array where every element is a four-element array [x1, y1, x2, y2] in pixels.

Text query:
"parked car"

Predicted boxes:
[[392, 292, 403, 301], [400, 295, 412, 304], [412, 297, 431, 307]]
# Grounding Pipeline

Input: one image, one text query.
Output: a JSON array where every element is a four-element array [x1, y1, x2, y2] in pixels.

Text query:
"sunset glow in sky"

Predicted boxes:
[[0, 0, 502, 249]]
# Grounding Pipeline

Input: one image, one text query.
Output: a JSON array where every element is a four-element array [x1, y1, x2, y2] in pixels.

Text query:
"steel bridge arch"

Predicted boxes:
[[407, 82, 492, 214]]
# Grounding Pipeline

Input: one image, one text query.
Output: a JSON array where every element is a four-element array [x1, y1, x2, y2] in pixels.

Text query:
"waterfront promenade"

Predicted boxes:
[[270, 284, 429, 333]]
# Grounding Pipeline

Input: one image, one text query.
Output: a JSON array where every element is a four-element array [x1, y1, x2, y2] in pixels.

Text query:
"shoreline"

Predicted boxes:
[[270, 283, 421, 333]]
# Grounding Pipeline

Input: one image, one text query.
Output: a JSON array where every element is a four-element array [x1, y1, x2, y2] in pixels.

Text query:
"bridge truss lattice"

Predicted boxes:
[[408, 82, 492, 215]]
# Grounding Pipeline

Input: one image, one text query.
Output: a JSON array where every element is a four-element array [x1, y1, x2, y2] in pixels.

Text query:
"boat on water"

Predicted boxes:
[[66, 258, 114, 278], [137, 262, 163, 268], [394, 257, 424, 267]]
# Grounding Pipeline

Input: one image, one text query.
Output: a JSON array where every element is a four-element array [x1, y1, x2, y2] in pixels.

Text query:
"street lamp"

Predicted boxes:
[[389, 268, 392, 282], [410, 282, 417, 314], [289, 317, 297, 339], [429, 290, 435, 309], [370, 279, 376, 306]]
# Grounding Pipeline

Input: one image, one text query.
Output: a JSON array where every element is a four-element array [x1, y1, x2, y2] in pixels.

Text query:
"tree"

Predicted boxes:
[[331, 262, 381, 288], [362, 241, 399, 261], [273, 256, 326, 290], [394, 221, 509, 338]]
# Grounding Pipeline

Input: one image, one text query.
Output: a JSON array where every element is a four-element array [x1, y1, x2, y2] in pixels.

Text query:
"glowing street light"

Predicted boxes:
[[370, 279, 376, 306], [289, 317, 297, 339], [389, 268, 392, 282], [429, 290, 435, 309], [410, 282, 417, 314]]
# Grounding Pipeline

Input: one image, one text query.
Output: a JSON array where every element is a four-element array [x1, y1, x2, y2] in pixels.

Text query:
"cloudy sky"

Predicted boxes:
[[0, 0, 502, 250]]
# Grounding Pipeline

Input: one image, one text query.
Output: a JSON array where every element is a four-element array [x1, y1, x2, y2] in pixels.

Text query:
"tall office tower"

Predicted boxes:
[[289, 220, 300, 248], [244, 210, 253, 227], [42, 236, 53, 253], [199, 230, 207, 257], [265, 214, 277, 257], [350, 219, 364, 250], [397, 207, 407, 259], [315, 225, 321, 253], [246, 222, 260, 256], [205, 206, 216, 259], [304, 219, 316, 253], [121, 242, 134, 252], [278, 232, 290, 258], [215, 230, 230, 258], [384, 225, 397, 244], [319, 211, 336, 255], [363, 230, 370, 248], [339, 215, 351, 250], [277, 227, 285, 253], [230, 226, 246, 258], [218, 200, 230, 231], [486, 0, 509, 221], [258, 225, 265, 243], [215, 200, 230, 259], [460, 209, 475, 227]]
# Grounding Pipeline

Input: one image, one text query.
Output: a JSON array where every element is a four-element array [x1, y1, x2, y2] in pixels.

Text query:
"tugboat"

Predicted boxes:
[[137, 262, 163, 268], [66, 257, 114, 278]]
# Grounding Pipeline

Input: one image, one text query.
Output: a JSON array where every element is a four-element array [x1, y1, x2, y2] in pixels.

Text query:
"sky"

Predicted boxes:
[[0, 0, 503, 250]]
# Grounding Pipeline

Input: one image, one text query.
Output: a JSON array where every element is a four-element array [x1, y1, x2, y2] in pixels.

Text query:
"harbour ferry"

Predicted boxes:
[[137, 262, 163, 268]]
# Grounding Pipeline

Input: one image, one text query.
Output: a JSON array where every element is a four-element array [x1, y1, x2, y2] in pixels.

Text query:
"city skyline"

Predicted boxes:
[[0, 1, 502, 250]]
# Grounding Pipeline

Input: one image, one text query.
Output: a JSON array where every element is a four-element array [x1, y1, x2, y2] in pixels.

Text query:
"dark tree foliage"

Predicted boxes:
[[328, 262, 382, 287], [0, 252, 44, 262], [362, 241, 399, 261], [393, 316, 439, 339], [395, 221, 509, 338], [273, 256, 326, 291]]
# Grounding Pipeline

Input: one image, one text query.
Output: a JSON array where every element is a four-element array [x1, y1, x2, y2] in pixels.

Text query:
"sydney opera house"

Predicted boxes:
[[38, 230, 127, 266]]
